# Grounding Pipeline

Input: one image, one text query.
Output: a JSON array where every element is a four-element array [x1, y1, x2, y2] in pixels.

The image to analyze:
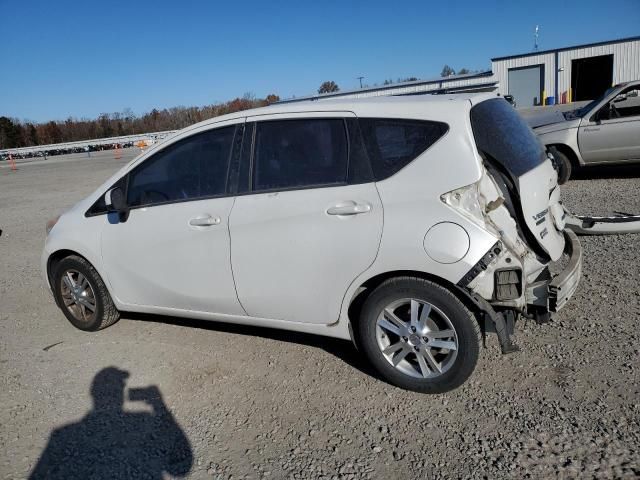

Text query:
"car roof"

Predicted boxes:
[[187, 92, 499, 130], [615, 80, 640, 89]]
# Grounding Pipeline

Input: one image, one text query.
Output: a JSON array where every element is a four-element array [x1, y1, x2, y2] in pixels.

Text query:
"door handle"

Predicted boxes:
[[326, 203, 371, 216], [189, 216, 221, 227]]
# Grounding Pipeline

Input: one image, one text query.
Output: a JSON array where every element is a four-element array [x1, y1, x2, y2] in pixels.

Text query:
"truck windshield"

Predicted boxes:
[[470, 98, 546, 178], [573, 86, 617, 118]]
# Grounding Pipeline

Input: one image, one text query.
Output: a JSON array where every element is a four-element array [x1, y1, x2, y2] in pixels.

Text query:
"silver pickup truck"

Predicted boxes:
[[533, 81, 640, 184]]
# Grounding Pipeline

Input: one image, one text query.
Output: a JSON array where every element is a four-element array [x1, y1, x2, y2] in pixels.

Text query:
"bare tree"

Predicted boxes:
[[440, 65, 455, 77], [318, 81, 340, 94]]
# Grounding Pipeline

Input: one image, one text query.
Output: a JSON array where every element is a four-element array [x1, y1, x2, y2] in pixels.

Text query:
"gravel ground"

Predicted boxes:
[[1, 152, 639, 479]]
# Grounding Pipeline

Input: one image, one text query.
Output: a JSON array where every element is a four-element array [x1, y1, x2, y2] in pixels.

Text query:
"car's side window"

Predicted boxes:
[[612, 87, 640, 118], [359, 118, 448, 180], [252, 119, 348, 191], [127, 126, 236, 207]]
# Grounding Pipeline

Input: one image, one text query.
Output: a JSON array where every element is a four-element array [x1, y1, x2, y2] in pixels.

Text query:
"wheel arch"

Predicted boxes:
[[48, 250, 85, 283], [46, 249, 111, 301], [346, 269, 484, 338], [546, 143, 583, 168], [47, 248, 122, 331]]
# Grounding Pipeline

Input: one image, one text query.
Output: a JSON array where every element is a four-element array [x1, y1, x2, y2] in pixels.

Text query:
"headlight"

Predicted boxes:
[[46, 215, 61, 236]]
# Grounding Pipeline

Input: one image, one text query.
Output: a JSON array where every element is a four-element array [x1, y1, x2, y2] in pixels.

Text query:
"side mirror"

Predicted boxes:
[[105, 187, 129, 221]]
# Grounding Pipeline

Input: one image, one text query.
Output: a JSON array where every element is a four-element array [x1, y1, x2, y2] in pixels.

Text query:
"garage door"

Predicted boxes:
[[508, 65, 544, 107], [571, 54, 613, 101]]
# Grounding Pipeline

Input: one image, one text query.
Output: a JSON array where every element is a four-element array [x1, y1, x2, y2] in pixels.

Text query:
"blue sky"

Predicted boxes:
[[1, 0, 638, 122]]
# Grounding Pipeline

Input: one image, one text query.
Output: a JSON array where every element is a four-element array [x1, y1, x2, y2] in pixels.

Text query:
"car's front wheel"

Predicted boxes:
[[357, 277, 481, 393], [549, 147, 572, 185], [53, 255, 120, 331]]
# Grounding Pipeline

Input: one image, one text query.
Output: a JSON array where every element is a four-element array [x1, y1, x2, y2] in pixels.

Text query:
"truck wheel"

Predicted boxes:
[[549, 147, 572, 184], [357, 277, 481, 393], [53, 255, 120, 331]]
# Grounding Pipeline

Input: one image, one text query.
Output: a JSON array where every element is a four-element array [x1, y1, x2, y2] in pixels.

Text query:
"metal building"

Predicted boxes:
[[281, 36, 640, 109], [492, 36, 640, 107]]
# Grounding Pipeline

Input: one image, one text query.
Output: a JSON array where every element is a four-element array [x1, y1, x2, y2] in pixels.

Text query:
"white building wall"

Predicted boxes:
[[493, 38, 640, 103], [557, 39, 640, 100]]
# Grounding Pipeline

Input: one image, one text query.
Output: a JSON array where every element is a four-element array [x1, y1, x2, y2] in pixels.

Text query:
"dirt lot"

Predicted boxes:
[[1, 151, 639, 479]]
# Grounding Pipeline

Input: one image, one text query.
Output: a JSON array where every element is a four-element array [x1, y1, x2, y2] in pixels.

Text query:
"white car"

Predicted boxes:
[[42, 95, 582, 393]]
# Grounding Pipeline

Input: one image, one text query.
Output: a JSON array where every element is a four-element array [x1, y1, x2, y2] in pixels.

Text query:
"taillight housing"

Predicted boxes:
[[441, 183, 485, 227]]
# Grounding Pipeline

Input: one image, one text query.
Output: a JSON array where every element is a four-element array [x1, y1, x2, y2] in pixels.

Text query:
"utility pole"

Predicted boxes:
[[357, 76, 365, 88]]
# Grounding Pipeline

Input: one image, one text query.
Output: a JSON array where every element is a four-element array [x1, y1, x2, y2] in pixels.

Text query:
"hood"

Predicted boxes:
[[524, 109, 568, 128], [533, 118, 580, 135]]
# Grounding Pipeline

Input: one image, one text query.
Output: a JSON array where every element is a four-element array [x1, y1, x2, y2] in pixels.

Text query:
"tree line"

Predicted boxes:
[[440, 65, 479, 77], [0, 94, 279, 150]]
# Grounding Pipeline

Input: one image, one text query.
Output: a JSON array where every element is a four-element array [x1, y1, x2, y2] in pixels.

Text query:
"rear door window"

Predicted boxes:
[[252, 119, 348, 191], [359, 118, 448, 180]]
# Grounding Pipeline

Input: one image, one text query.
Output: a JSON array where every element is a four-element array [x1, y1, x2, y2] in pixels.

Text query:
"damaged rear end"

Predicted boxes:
[[445, 97, 584, 352]]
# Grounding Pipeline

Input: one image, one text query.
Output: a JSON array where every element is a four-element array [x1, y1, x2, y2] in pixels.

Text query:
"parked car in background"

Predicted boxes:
[[42, 95, 582, 393], [534, 80, 640, 183]]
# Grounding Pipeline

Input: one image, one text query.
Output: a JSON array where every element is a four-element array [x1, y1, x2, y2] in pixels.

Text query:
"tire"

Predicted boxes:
[[549, 147, 572, 185], [53, 255, 120, 331], [356, 277, 481, 393]]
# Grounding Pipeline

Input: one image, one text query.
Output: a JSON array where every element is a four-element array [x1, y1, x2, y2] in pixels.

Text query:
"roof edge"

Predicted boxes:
[[277, 70, 495, 104], [491, 36, 640, 61]]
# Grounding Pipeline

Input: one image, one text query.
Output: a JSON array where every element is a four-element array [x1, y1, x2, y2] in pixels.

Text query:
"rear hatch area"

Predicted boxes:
[[470, 97, 566, 262]]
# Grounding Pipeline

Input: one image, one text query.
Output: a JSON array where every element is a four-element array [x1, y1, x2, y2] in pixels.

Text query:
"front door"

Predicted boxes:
[[229, 114, 383, 325], [579, 85, 640, 164], [101, 122, 245, 315]]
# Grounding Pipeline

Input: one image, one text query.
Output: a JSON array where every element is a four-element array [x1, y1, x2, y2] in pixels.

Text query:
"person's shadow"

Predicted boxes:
[[29, 367, 193, 479]]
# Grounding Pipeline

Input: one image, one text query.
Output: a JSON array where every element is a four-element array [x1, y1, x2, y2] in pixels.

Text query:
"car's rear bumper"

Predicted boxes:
[[548, 230, 582, 312]]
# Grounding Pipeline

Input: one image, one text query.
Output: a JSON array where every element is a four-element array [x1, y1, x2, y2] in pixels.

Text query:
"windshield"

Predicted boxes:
[[566, 86, 619, 119], [470, 98, 546, 178]]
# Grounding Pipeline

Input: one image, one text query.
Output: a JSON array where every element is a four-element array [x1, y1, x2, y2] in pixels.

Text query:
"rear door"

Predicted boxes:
[[229, 113, 383, 325]]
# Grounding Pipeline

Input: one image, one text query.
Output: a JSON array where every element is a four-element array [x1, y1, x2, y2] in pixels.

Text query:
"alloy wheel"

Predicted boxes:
[[375, 298, 459, 379], [60, 269, 97, 324]]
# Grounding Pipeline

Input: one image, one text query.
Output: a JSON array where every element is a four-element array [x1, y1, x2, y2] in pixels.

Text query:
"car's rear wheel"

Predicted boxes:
[[53, 255, 120, 331], [549, 147, 572, 185], [357, 277, 480, 393]]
